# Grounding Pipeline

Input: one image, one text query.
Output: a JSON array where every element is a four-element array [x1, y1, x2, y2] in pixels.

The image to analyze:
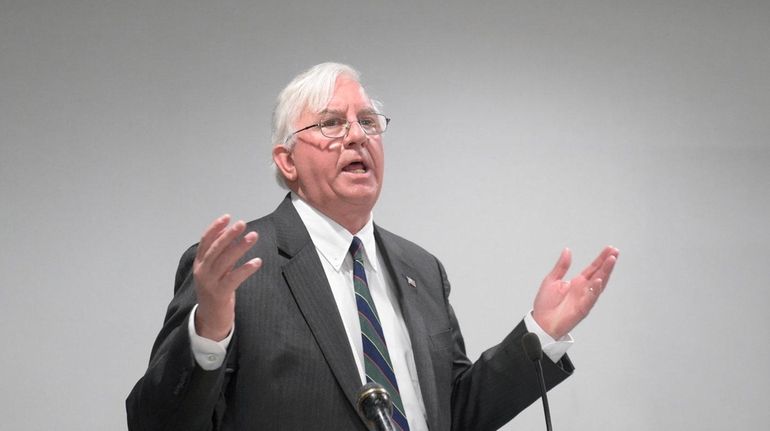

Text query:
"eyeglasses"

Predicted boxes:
[[286, 113, 390, 144]]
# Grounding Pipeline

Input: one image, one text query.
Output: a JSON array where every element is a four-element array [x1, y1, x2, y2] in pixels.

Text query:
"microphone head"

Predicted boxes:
[[522, 332, 543, 362], [357, 382, 393, 423]]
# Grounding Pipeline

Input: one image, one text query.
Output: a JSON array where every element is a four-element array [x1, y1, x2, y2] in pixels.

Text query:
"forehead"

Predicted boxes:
[[301, 77, 373, 119], [328, 77, 370, 104]]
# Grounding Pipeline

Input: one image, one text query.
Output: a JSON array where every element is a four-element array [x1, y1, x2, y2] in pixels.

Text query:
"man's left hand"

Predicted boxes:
[[532, 246, 619, 340]]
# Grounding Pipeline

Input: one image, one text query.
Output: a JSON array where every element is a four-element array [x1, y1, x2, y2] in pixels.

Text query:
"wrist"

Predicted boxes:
[[194, 307, 234, 342]]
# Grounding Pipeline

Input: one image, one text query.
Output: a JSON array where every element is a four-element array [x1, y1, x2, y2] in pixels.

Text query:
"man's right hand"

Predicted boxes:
[[193, 214, 262, 341]]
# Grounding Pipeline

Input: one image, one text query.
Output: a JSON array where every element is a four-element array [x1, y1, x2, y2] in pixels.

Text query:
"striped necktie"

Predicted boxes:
[[349, 236, 410, 431]]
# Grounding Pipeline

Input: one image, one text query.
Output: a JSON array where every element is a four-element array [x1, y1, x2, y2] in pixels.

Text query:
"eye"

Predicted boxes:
[[319, 117, 346, 128], [358, 114, 383, 132], [358, 116, 376, 127]]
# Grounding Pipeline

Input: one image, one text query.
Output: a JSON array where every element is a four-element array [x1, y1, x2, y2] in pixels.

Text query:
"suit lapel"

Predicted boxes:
[[374, 226, 441, 430], [272, 195, 362, 410]]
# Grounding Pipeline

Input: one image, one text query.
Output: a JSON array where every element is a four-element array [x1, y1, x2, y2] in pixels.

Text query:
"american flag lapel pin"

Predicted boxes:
[[406, 276, 417, 288]]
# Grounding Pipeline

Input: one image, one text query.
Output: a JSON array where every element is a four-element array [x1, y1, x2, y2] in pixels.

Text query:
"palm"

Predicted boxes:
[[533, 247, 618, 339]]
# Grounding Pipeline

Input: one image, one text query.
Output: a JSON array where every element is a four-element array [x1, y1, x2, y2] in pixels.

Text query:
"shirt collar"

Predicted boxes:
[[291, 193, 379, 273]]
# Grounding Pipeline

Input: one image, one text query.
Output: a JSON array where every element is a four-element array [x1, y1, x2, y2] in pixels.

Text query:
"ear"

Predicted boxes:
[[273, 145, 298, 183]]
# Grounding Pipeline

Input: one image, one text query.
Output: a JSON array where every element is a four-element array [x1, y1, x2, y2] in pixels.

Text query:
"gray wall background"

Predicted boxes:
[[2, 1, 769, 430]]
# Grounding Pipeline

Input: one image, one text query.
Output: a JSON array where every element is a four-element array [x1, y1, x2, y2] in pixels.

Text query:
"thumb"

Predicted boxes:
[[544, 247, 572, 284]]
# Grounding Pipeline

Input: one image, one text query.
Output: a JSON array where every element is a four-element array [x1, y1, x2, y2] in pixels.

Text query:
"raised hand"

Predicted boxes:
[[532, 246, 619, 340], [193, 214, 262, 341]]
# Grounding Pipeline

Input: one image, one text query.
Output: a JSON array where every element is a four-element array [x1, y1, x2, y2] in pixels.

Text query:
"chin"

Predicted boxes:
[[340, 187, 380, 207]]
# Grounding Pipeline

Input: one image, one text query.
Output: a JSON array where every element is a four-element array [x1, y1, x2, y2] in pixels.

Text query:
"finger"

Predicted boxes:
[[544, 248, 572, 284], [197, 214, 231, 261], [210, 231, 259, 279], [199, 220, 247, 273], [221, 257, 263, 291], [576, 278, 602, 316], [593, 254, 618, 292], [580, 246, 615, 280], [587, 278, 602, 296]]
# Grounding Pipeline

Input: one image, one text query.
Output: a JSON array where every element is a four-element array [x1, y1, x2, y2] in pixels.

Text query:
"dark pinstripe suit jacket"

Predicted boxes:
[[127, 194, 573, 430]]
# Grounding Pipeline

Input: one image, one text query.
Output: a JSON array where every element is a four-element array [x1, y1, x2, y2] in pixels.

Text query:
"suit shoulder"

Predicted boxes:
[[178, 209, 281, 261], [245, 211, 278, 234], [375, 225, 440, 262]]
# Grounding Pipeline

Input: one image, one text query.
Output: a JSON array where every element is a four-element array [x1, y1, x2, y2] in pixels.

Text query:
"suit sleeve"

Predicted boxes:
[[126, 246, 232, 431], [438, 259, 575, 431]]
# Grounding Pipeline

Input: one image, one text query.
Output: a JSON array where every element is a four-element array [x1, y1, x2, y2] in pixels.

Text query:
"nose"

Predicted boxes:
[[343, 120, 367, 147]]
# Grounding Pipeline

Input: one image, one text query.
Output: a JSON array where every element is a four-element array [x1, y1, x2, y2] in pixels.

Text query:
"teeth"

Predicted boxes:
[[351, 169, 366, 173]]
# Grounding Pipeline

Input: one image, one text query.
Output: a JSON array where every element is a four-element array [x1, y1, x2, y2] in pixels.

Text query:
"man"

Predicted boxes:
[[127, 62, 618, 430]]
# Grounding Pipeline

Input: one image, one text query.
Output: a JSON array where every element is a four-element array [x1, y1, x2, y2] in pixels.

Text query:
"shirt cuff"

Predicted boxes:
[[523, 310, 574, 363], [188, 304, 233, 371]]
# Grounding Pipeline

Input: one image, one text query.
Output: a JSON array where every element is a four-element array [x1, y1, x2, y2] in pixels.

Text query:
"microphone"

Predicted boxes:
[[357, 382, 396, 431], [522, 332, 553, 431]]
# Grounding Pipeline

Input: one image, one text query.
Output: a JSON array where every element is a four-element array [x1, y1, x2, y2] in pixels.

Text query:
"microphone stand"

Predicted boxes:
[[522, 332, 553, 431], [533, 358, 553, 431]]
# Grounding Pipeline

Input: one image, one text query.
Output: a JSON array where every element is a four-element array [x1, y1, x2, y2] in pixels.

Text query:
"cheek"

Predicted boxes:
[[370, 146, 385, 176], [296, 152, 338, 181]]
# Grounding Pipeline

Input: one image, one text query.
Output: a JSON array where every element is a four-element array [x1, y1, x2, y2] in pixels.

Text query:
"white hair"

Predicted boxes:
[[271, 62, 375, 188]]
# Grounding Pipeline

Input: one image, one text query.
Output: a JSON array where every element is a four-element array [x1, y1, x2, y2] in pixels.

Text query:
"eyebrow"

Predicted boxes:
[[318, 107, 378, 116]]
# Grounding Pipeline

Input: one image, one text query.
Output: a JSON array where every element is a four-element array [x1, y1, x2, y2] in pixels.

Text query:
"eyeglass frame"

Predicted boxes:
[[285, 113, 391, 144]]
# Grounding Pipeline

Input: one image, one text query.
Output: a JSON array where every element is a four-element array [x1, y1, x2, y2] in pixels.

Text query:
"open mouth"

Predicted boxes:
[[342, 161, 368, 174]]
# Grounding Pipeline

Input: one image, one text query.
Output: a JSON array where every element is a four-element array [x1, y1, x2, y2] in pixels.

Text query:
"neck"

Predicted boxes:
[[292, 192, 373, 234], [334, 212, 370, 234], [323, 201, 372, 234]]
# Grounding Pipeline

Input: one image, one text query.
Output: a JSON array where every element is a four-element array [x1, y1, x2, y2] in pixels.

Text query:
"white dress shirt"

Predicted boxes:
[[188, 194, 573, 429]]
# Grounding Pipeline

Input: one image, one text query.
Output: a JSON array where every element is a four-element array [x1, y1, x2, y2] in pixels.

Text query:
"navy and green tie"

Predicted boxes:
[[349, 237, 410, 431]]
